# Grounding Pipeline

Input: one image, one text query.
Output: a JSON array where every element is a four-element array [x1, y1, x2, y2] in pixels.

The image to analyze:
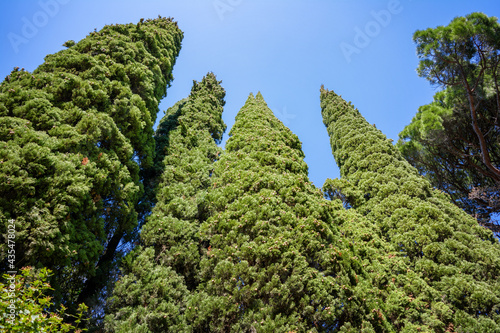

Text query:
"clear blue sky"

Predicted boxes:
[[1, 0, 499, 187]]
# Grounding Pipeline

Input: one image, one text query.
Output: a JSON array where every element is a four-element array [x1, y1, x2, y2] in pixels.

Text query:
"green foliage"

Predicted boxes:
[[104, 247, 189, 332], [414, 12, 500, 89], [3, 11, 500, 332], [0, 17, 183, 317], [0, 267, 88, 332], [105, 73, 226, 332], [187, 92, 359, 332], [321, 86, 500, 331], [399, 13, 500, 233]]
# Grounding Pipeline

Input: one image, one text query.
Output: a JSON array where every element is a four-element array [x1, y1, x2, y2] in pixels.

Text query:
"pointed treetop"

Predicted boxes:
[[187, 88, 356, 332], [320, 86, 500, 332]]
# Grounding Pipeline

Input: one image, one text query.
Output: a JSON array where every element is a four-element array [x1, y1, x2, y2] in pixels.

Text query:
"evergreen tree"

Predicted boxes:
[[0, 17, 183, 313], [398, 87, 500, 235], [323, 179, 441, 332], [105, 73, 226, 332], [321, 86, 500, 332], [186, 92, 358, 332], [397, 13, 500, 234]]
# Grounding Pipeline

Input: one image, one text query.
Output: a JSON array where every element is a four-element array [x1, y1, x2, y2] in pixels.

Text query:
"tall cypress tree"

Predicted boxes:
[[0, 17, 183, 311], [185, 92, 358, 332], [323, 180, 439, 332], [105, 73, 226, 332], [320, 86, 500, 332]]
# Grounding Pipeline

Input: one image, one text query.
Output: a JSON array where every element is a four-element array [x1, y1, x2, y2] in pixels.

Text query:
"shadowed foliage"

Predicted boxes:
[[398, 12, 500, 235], [0, 17, 183, 316], [105, 72, 226, 332]]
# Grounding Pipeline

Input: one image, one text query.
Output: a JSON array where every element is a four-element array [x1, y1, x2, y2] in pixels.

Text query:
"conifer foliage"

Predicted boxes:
[[3, 10, 500, 333], [105, 73, 226, 332], [323, 182, 440, 332], [0, 17, 183, 310], [187, 93, 357, 332], [321, 86, 500, 332]]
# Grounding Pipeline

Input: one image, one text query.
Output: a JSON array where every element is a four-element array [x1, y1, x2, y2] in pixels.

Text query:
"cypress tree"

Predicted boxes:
[[186, 92, 358, 332], [323, 182, 437, 332], [320, 86, 500, 332], [0, 17, 183, 311], [105, 73, 226, 332]]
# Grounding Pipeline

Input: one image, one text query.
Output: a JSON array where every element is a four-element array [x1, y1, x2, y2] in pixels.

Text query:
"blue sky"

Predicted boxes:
[[1, 0, 499, 187]]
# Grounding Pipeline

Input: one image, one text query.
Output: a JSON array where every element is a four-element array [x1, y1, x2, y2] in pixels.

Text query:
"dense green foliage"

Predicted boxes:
[[0, 17, 183, 313], [2, 11, 500, 333], [398, 13, 500, 234], [0, 267, 87, 332], [324, 178, 443, 332], [321, 86, 500, 332], [105, 73, 226, 332], [184, 92, 358, 332]]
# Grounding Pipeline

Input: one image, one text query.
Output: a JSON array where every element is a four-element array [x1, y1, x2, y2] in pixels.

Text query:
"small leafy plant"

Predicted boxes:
[[0, 266, 88, 332]]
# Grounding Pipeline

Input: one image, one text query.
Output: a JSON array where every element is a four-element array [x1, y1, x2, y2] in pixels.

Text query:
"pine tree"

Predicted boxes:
[[0, 17, 183, 313], [185, 92, 359, 332], [105, 73, 226, 332], [398, 13, 500, 234], [321, 86, 500, 331]]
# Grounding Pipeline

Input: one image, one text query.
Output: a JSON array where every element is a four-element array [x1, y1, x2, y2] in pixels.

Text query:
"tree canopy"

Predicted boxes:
[[105, 72, 226, 332], [186, 92, 358, 332], [321, 86, 500, 332], [398, 12, 500, 234], [0, 16, 183, 315], [2, 12, 500, 333]]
